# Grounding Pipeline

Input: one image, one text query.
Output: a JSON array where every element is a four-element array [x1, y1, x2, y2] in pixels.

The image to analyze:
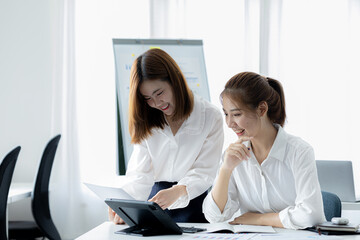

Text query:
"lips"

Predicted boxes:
[[160, 104, 170, 111], [235, 129, 245, 136]]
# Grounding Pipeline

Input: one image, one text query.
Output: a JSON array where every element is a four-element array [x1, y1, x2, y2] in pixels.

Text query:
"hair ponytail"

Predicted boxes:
[[267, 77, 286, 127]]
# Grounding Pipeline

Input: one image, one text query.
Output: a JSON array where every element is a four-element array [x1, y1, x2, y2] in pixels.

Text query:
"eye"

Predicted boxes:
[[234, 113, 242, 117], [157, 91, 164, 96], [144, 97, 151, 101]]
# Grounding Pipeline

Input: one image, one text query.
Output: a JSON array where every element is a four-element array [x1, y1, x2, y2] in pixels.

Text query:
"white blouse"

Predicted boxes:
[[121, 95, 224, 209], [203, 125, 326, 229]]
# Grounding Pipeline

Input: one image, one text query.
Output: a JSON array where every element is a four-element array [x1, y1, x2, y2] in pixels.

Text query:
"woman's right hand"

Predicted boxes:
[[108, 207, 125, 224], [211, 136, 252, 213], [223, 136, 252, 171]]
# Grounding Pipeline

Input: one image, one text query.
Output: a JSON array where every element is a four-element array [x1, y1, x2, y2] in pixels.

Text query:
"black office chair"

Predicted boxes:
[[0, 146, 21, 240], [9, 135, 61, 240], [321, 191, 342, 221]]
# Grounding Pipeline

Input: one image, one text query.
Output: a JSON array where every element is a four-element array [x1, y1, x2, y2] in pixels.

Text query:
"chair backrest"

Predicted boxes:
[[31, 135, 61, 240], [0, 146, 21, 240], [321, 191, 342, 221]]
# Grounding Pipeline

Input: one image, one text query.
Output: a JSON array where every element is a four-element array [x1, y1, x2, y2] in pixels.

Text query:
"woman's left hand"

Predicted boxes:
[[229, 212, 261, 225], [148, 185, 186, 209]]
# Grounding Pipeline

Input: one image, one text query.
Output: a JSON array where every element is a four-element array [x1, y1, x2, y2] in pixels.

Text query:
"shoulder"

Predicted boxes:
[[285, 131, 313, 154], [184, 95, 223, 134], [195, 95, 223, 119], [281, 129, 315, 167]]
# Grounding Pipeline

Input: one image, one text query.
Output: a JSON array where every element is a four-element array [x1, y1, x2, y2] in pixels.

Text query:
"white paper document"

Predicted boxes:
[[84, 182, 134, 200], [180, 233, 257, 240], [251, 233, 343, 239], [203, 222, 275, 234], [181, 232, 342, 240]]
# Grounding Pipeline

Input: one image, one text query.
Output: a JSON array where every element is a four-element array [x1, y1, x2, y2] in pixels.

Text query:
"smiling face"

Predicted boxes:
[[222, 95, 261, 138], [139, 79, 175, 116]]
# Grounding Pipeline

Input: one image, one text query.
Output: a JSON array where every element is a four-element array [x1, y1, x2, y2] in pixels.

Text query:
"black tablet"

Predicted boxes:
[[105, 198, 184, 236]]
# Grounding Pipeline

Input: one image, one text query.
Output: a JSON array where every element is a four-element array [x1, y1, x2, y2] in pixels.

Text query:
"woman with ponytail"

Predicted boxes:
[[203, 72, 325, 229]]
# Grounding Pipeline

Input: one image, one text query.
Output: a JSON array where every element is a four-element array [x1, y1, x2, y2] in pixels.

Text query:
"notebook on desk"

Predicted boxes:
[[316, 160, 360, 202]]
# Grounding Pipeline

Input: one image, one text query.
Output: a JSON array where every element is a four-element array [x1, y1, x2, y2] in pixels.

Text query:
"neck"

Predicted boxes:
[[251, 121, 278, 164], [166, 115, 185, 136], [165, 114, 176, 123]]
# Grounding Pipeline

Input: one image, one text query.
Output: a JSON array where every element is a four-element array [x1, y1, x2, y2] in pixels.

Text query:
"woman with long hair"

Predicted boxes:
[[109, 48, 224, 223]]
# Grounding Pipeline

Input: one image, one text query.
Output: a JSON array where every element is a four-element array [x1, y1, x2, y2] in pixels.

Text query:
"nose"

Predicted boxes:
[[226, 115, 235, 128], [153, 96, 162, 107]]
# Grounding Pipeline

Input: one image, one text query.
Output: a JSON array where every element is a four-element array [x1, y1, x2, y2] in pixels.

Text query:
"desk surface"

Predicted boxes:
[[76, 222, 360, 240], [343, 202, 360, 211], [8, 182, 32, 203]]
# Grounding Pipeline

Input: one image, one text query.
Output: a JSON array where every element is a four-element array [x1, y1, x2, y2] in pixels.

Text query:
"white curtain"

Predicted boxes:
[[50, 0, 116, 238], [50, 0, 153, 238], [70, 0, 150, 238], [264, 0, 360, 194], [49, 0, 93, 239], [154, 0, 360, 193], [243, 0, 360, 194], [150, 0, 186, 38], [75, 0, 149, 184]]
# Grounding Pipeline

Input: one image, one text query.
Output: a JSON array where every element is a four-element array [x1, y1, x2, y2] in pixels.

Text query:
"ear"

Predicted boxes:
[[257, 101, 268, 117]]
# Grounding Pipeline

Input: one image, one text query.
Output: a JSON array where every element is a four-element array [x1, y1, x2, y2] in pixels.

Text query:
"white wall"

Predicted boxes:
[[0, 0, 56, 181], [0, 0, 59, 220]]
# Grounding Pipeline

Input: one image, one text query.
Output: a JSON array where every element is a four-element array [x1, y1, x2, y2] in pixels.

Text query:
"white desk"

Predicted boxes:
[[6, 182, 32, 238], [8, 182, 32, 203], [76, 222, 360, 240], [343, 202, 360, 211]]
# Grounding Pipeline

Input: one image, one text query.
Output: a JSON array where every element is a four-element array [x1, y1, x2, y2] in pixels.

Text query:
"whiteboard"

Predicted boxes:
[[113, 39, 210, 175]]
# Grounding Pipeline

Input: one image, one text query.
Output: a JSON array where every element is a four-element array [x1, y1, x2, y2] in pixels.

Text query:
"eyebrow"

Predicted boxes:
[[223, 108, 242, 112]]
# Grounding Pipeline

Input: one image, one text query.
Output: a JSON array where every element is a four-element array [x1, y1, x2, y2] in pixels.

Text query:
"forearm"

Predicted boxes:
[[259, 213, 284, 228], [231, 212, 284, 228], [211, 167, 233, 213]]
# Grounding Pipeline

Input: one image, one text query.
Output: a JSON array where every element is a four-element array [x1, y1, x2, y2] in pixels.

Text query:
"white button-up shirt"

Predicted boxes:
[[121, 95, 224, 209], [203, 125, 326, 229]]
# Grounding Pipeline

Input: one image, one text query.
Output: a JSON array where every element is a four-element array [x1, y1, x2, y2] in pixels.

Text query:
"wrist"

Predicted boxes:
[[217, 167, 234, 184], [220, 164, 235, 174], [171, 185, 187, 198]]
